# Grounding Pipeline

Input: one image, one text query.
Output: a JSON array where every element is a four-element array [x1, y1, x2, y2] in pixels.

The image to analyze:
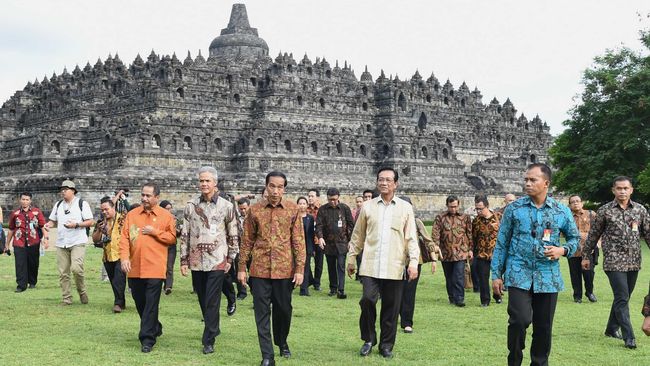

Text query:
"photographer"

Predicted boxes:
[[92, 190, 129, 313]]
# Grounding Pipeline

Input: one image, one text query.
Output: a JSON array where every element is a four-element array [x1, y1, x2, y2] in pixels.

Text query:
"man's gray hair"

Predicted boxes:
[[198, 166, 218, 182]]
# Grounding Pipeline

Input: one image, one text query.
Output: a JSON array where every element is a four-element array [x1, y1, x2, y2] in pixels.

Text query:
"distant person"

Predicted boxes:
[[491, 163, 579, 365], [471, 194, 501, 306], [159, 200, 177, 295], [352, 196, 364, 222], [642, 285, 650, 336], [44, 180, 94, 305], [297, 196, 315, 296], [306, 188, 322, 292], [582, 176, 650, 349], [6, 192, 47, 292], [567, 194, 597, 303], [362, 189, 374, 201], [497, 193, 517, 214], [235, 197, 250, 300]]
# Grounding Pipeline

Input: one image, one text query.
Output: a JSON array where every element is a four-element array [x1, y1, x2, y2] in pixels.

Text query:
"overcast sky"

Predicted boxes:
[[2, 0, 649, 135]]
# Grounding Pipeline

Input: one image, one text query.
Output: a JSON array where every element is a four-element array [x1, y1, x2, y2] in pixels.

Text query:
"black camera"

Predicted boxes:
[[115, 188, 129, 197]]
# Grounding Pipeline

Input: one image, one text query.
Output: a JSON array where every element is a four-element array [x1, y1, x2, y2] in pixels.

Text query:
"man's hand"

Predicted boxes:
[[237, 271, 248, 287], [42, 237, 49, 249], [643, 316, 650, 337], [224, 262, 232, 273], [407, 265, 418, 281], [543, 246, 564, 260], [492, 279, 504, 297], [141, 225, 158, 236], [431, 261, 437, 274], [292, 273, 304, 287], [581, 259, 591, 270], [318, 238, 325, 249], [121, 259, 131, 274], [347, 263, 356, 278], [468, 251, 474, 260], [180, 265, 189, 277], [63, 220, 77, 229]]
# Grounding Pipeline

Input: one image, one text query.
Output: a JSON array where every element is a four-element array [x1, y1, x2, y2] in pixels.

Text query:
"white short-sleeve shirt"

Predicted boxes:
[[49, 196, 94, 248]]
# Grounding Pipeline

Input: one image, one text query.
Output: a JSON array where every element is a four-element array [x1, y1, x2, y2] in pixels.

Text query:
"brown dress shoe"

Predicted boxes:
[[80, 292, 89, 304]]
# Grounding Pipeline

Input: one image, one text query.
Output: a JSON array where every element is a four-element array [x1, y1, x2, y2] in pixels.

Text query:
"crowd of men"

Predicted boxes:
[[1, 163, 650, 366]]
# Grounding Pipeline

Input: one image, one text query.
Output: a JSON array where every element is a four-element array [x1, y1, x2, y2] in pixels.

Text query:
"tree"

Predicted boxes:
[[549, 25, 650, 204]]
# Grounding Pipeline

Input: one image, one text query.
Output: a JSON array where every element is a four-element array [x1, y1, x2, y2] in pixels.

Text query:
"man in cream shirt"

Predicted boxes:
[[347, 167, 419, 359]]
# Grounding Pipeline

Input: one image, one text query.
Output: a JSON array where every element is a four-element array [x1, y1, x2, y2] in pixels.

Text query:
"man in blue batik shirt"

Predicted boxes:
[[491, 163, 580, 366]]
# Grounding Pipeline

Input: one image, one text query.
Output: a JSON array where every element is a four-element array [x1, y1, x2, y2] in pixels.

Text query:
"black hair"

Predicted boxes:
[[526, 163, 552, 182], [474, 194, 489, 207], [612, 176, 633, 187], [237, 197, 250, 206], [159, 200, 172, 209], [100, 196, 115, 207], [143, 181, 161, 196], [568, 194, 582, 202], [308, 188, 320, 197], [326, 187, 340, 196], [296, 196, 308, 204], [265, 171, 287, 187], [446, 195, 459, 205], [376, 166, 399, 182], [362, 189, 374, 196], [20, 192, 32, 198]]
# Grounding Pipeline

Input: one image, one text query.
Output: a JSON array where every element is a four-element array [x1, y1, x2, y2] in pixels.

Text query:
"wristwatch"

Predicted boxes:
[[563, 247, 569, 257]]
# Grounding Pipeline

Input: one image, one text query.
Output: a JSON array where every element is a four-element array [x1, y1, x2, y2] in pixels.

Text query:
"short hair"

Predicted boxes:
[[356, 195, 364, 200], [568, 194, 581, 202], [100, 196, 115, 207], [376, 166, 399, 182], [362, 189, 374, 196], [159, 200, 172, 209], [296, 196, 308, 204], [446, 195, 459, 205], [265, 171, 287, 187], [20, 192, 32, 198], [474, 194, 489, 207], [237, 197, 250, 206], [612, 176, 633, 187], [326, 187, 340, 196], [527, 163, 552, 182], [143, 182, 161, 196], [308, 188, 320, 197], [129, 203, 141, 211], [198, 166, 218, 182]]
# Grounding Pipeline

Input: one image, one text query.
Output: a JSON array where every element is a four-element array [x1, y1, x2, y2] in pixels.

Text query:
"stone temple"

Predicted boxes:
[[0, 4, 552, 215]]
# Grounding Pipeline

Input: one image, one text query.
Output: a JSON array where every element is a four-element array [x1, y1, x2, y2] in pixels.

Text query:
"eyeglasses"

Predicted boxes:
[[377, 178, 394, 183], [60, 188, 70, 192]]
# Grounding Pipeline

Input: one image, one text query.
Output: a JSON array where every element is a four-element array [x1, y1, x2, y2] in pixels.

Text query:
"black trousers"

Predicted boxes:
[[470, 257, 480, 291], [311, 246, 324, 287], [192, 270, 225, 346], [476, 258, 496, 305], [14, 244, 40, 290], [507, 287, 558, 366], [605, 270, 638, 340], [129, 278, 164, 347], [326, 253, 346, 293], [300, 254, 313, 293], [164, 245, 176, 290], [222, 267, 236, 306], [441, 260, 465, 304], [359, 276, 404, 351], [399, 264, 422, 328], [567, 257, 595, 299], [104, 260, 126, 307], [250, 277, 294, 359], [234, 254, 247, 297]]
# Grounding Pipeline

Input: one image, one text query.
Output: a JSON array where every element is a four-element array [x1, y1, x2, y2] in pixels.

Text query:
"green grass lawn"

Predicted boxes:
[[1, 244, 649, 366]]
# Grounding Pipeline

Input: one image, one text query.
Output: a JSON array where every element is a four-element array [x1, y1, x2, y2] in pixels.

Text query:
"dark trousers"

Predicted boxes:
[[192, 270, 225, 346], [234, 254, 247, 297], [470, 257, 480, 291], [476, 258, 496, 305], [507, 287, 558, 366], [399, 264, 422, 328], [567, 257, 595, 299], [222, 267, 236, 306], [605, 270, 638, 340], [129, 278, 164, 347], [250, 277, 294, 359], [359, 276, 404, 351], [104, 260, 126, 307], [164, 245, 176, 290], [300, 254, 313, 294], [14, 244, 40, 290], [326, 253, 346, 292], [442, 260, 465, 304], [312, 246, 324, 288]]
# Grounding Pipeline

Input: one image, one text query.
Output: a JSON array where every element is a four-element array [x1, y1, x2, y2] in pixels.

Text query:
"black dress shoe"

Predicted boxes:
[[299, 291, 310, 296], [279, 344, 291, 358], [164, 288, 172, 295], [227, 302, 236, 316], [574, 297, 582, 303], [260, 359, 275, 366], [604, 330, 623, 339], [624, 338, 637, 349], [587, 293, 597, 302], [455, 302, 466, 307], [495, 297, 503, 304], [202, 344, 214, 354], [328, 290, 336, 297], [237, 293, 247, 301], [28, 284, 36, 289], [359, 342, 373, 356], [337, 292, 347, 299], [141, 345, 152, 353], [15, 287, 26, 293], [380, 348, 394, 359]]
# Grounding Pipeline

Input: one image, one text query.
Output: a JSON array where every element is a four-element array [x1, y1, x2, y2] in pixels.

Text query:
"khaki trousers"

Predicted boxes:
[[56, 245, 87, 301]]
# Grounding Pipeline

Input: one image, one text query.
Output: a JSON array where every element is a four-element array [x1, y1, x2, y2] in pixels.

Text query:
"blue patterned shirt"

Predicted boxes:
[[491, 195, 580, 293]]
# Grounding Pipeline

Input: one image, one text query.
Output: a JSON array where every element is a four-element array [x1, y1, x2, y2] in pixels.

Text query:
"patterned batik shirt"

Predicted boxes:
[[432, 212, 473, 262], [180, 194, 239, 272], [491, 196, 580, 293], [583, 200, 650, 272], [571, 209, 594, 258], [472, 211, 501, 260], [315, 202, 354, 255], [239, 198, 306, 279], [8, 207, 46, 247], [643, 283, 650, 317]]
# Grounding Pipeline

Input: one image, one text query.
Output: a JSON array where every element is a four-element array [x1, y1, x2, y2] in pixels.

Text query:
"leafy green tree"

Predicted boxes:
[[550, 26, 650, 204]]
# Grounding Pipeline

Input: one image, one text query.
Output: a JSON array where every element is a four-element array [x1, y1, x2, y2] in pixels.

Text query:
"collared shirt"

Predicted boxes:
[[96, 212, 125, 262], [306, 203, 320, 219], [119, 205, 177, 279], [472, 211, 501, 260], [347, 196, 419, 280], [239, 198, 306, 279], [432, 212, 473, 262], [49, 197, 94, 247], [180, 194, 239, 271], [352, 207, 361, 222], [491, 196, 580, 293], [8, 206, 46, 247], [583, 200, 650, 272], [315, 202, 354, 255], [571, 209, 594, 258]]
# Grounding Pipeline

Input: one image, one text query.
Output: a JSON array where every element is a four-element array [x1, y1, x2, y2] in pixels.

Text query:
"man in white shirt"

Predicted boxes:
[[43, 180, 94, 305], [347, 167, 419, 359]]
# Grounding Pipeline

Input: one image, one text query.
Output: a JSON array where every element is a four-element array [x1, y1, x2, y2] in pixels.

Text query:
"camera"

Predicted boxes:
[[114, 188, 130, 197]]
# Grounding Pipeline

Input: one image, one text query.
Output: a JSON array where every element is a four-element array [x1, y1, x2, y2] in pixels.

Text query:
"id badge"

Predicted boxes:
[[632, 222, 638, 232], [542, 228, 551, 242], [210, 224, 218, 236], [337, 219, 343, 228]]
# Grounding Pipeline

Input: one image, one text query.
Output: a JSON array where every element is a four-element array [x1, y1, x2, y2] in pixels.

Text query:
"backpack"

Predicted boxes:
[[55, 198, 91, 236]]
